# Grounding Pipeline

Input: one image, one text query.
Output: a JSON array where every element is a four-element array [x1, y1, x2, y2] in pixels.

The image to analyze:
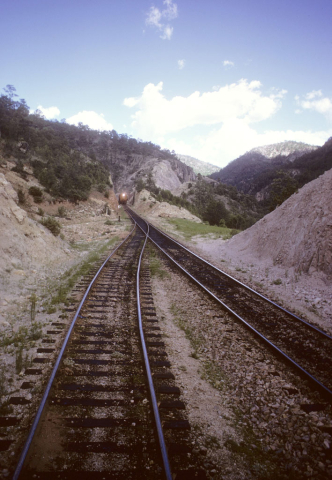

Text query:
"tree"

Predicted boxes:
[[146, 172, 159, 194], [3, 84, 18, 99], [136, 178, 145, 192], [269, 171, 298, 211], [203, 199, 229, 226]]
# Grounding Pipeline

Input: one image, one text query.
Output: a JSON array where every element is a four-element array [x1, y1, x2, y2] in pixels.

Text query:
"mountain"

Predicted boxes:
[[250, 141, 318, 161], [176, 154, 219, 176], [209, 140, 332, 202]]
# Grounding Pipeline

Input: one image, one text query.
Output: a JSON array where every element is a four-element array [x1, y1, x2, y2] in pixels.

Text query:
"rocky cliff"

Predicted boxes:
[[111, 153, 196, 195]]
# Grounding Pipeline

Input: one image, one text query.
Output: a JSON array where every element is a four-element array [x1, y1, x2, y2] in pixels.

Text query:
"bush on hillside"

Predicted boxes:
[[40, 217, 61, 236], [17, 189, 26, 204], [57, 206, 66, 217], [29, 186, 43, 203]]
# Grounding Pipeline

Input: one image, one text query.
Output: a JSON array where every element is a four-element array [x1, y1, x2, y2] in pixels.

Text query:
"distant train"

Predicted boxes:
[[119, 192, 128, 205]]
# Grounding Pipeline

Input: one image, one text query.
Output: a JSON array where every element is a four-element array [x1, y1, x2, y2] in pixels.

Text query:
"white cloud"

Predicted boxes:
[[66, 111, 113, 131], [123, 80, 286, 137], [162, 0, 178, 19], [296, 90, 332, 121], [305, 90, 322, 100], [123, 80, 332, 167], [146, 0, 178, 40], [34, 105, 60, 119], [146, 6, 162, 29], [161, 25, 173, 40], [223, 60, 234, 69], [178, 59, 185, 70]]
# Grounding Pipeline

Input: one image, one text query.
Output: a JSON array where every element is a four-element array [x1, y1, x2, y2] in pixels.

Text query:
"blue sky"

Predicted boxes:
[[1, 0, 332, 167]]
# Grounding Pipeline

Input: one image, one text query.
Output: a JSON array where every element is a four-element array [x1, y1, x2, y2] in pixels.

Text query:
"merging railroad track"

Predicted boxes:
[[126, 206, 332, 404], [10, 222, 206, 480]]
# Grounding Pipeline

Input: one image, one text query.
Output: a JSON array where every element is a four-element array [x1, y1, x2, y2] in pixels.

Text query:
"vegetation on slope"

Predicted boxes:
[[191, 175, 263, 229], [210, 139, 332, 211], [0, 85, 182, 202], [136, 173, 198, 213], [138, 172, 263, 230]]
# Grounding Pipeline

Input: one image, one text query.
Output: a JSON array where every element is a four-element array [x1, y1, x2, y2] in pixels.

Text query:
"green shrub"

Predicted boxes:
[[29, 186, 43, 203], [57, 205, 66, 217], [136, 178, 145, 192], [17, 189, 26, 204], [30, 293, 37, 322], [40, 216, 61, 236], [37, 207, 44, 216], [12, 160, 27, 179], [29, 186, 43, 197], [97, 183, 107, 193]]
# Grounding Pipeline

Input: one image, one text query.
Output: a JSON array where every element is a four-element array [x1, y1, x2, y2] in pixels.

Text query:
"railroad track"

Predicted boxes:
[[9, 223, 206, 480], [126, 206, 332, 404]]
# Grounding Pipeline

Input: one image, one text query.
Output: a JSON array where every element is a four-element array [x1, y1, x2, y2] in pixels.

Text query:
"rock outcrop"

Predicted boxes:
[[112, 154, 196, 195], [0, 173, 27, 224]]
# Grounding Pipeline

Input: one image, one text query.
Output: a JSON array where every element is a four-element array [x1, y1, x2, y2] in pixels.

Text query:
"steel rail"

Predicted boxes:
[[126, 207, 332, 402], [12, 226, 136, 480], [135, 218, 173, 480], [128, 207, 332, 341], [146, 232, 332, 403]]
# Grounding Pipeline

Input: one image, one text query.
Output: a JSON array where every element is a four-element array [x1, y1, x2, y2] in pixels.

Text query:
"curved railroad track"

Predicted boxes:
[[10, 222, 206, 480], [126, 206, 332, 403]]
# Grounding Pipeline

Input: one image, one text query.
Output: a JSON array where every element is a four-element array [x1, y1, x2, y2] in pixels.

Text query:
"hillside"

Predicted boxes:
[[177, 154, 219, 176], [226, 168, 332, 276], [0, 88, 195, 203], [210, 140, 331, 206]]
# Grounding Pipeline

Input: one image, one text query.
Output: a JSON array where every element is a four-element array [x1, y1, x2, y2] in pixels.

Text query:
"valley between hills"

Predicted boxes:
[[1, 90, 332, 479]]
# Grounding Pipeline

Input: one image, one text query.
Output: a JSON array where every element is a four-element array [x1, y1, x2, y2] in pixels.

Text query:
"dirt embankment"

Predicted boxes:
[[225, 168, 332, 277]]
